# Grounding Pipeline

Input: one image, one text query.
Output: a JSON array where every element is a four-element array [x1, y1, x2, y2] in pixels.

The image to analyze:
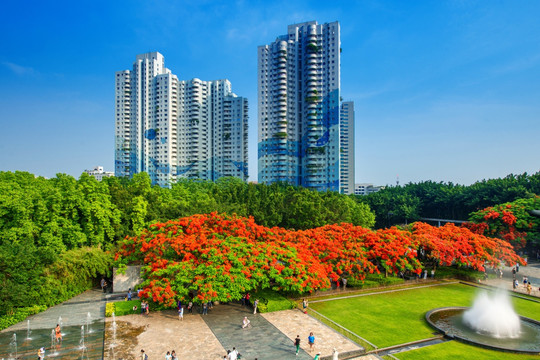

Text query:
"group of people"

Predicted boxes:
[[223, 347, 241, 359], [176, 299, 214, 319], [294, 332, 319, 357], [141, 300, 150, 315]]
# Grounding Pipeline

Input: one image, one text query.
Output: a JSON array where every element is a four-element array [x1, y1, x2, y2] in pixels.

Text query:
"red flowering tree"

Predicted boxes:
[[466, 196, 540, 250], [115, 213, 523, 308]]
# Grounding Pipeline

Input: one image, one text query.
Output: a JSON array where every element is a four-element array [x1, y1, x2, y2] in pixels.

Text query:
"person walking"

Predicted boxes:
[[308, 332, 315, 352], [302, 299, 308, 314], [101, 278, 107, 293], [314, 352, 321, 360], [187, 301, 193, 314], [165, 351, 172, 360], [203, 302, 208, 315], [332, 348, 339, 360], [140, 349, 148, 360], [127, 288, 132, 301], [253, 299, 259, 314], [178, 304, 184, 320], [229, 347, 239, 360], [294, 335, 301, 356]]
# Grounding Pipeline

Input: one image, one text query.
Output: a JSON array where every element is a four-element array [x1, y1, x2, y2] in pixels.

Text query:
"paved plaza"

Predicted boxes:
[[1, 262, 539, 359]]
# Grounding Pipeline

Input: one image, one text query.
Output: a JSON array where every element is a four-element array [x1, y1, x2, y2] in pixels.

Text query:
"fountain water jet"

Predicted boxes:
[[86, 312, 92, 334], [426, 289, 540, 353], [462, 290, 521, 338], [26, 320, 32, 340], [8, 334, 17, 360]]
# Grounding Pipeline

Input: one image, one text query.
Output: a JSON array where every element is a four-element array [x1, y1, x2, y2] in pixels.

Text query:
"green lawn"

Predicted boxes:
[[309, 283, 540, 350], [394, 341, 539, 360]]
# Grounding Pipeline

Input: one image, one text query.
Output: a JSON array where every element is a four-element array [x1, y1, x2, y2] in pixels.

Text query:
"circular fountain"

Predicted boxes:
[[426, 290, 540, 354]]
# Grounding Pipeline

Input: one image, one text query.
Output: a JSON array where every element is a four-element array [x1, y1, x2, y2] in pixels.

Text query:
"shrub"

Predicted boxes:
[[434, 266, 485, 282], [347, 275, 404, 289], [105, 300, 142, 317], [253, 289, 294, 313], [0, 305, 47, 331]]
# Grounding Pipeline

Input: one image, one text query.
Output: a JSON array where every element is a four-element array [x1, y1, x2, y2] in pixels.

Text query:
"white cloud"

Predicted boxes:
[[2, 62, 36, 76]]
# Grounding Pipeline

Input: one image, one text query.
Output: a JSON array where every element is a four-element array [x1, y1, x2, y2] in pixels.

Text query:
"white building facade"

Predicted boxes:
[[84, 166, 114, 181], [340, 101, 355, 194], [115, 52, 248, 186], [258, 21, 353, 192]]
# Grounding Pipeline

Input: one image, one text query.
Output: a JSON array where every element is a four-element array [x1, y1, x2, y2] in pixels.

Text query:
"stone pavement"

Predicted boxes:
[[202, 303, 313, 359], [262, 309, 363, 357], [485, 261, 540, 297], [105, 310, 226, 360]]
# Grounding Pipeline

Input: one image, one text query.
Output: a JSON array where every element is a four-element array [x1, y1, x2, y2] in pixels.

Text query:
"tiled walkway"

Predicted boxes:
[[202, 303, 313, 359]]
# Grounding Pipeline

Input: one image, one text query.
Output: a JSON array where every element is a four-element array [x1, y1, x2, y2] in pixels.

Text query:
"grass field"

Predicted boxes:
[[309, 282, 540, 359], [393, 340, 539, 360]]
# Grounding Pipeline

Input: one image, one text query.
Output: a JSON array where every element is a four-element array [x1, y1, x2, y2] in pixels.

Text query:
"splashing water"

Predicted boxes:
[[79, 325, 86, 349], [86, 312, 92, 334], [26, 320, 32, 340], [463, 290, 521, 338], [8, 333, 17, 360]]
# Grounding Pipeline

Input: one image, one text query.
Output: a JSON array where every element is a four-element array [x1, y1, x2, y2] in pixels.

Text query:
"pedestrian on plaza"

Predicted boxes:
[[207, 300, 213, 309], [171, 350, 177, 360], [127, 288, 132, 301], [245, 292, 251, 306], [145, 301, 150, 316], [101, 278, 107, 293], [332, 348, 339, 360], [513, 279, 516, 289], [302, 299, 308, 314], [342, 277, 347, 289], [527, 282, 532, 295], [187, 301, 193, 314], [512, 267, 516, 276], [523, 276, 528, 285], [253, 299, 259, 314], [241, 294, 246, 306], [140, 349, 148, 360], [178, 304, 184, 321], [308, 332, 315, 352], [516, 262, 520, 272], [314, 352, 321, 360], [514, 279, 519, 290], [229, 347, 239, 360], [165, 351, 172, 360], [431, 269, 435, 279], [242, 316, 251, 329], [203, 302, 208, 315], [294, 334, 301, 355]]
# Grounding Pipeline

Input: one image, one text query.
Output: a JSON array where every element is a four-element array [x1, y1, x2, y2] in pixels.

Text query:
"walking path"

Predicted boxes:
[[484, 261, 540, 297], [262, 309, 363, 357], [202, 303, 313, 359]]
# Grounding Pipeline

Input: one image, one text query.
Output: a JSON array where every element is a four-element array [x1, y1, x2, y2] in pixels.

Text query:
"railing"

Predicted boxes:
[[306, 307, 377, 352]]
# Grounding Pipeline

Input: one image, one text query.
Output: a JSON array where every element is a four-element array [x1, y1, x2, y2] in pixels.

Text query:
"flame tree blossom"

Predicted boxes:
[[115, 213, 523, 307]]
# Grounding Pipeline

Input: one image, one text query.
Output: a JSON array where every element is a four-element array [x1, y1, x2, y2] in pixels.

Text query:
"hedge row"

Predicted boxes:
[[105, 300, 142, 317], [0, 305, 47, 331], [252, 289, 295, 313]]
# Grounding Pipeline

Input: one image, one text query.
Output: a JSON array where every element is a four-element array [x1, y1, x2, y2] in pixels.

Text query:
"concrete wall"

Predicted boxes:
[[113, 265, 143, 293]]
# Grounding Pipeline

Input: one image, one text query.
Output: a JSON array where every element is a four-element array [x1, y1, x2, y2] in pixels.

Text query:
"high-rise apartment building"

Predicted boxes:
[[340, 101, 355, 194], [258, 21, 353, 192], [115, 52, 248, 186]]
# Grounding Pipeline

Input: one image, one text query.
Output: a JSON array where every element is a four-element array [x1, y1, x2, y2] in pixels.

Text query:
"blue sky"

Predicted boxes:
[[0, 0, 539, 186]]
